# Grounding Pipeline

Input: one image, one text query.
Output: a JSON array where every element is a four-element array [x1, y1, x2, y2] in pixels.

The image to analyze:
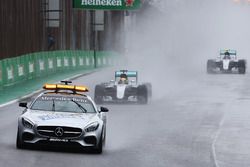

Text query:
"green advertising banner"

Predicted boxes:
[[73, 0, 141, 10]]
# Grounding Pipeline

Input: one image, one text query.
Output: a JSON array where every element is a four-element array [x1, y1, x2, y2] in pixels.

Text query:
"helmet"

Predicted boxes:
[[119, 74, 128, 84], [225, 51, 230, 55], [120, 74, 128, 79]]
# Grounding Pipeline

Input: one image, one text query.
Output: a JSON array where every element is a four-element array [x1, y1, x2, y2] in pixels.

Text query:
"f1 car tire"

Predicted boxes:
[[207, 59, 216, 74], [137, 85, 148, 104], [94, 85, 104, 104], [16, 130, 25, 149], [144, 83, 152, 98], [238, 59, 246, 74]]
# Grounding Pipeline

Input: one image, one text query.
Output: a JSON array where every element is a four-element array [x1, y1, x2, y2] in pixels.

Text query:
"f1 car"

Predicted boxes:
[[17, 81, 108, 153], [207, 49, 246, 74], [94, 70, 152, 104]]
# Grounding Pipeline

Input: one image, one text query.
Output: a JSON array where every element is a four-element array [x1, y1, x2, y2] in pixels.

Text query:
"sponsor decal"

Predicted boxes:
[[86, 58, 90, 66], [79, 58, 84, 66], [73, 0, 140, 10], [49, 59, 54, 69], [18, 65, 24, 76], [57, 58, 62, 67], [39, 60, 44, 70], [103, 57, 106, 65], [72, 58, 76, 67], [29, 62, 34, 73], [81, 0, 122, 6], [0, 68, 2, 81], [49, 138, 69, 142], [64, 58, 69, 67], [125, 0, 135, 6], [98, 58, 101, 65], [7, 67, 14, 80], [39, 96, 89, 103], [38, 113, 85, 121]]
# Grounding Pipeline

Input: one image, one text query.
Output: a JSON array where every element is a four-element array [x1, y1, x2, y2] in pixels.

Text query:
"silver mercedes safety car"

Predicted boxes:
[[94, 70, 152, 104], [16, 81, 108, 153]]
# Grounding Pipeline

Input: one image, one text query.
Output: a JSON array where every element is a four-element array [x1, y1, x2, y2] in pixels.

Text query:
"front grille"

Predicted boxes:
[[37, 126, 82, 138]]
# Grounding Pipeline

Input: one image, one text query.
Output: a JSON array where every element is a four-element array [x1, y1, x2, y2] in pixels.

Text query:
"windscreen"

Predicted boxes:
[[31, 96, 96, 113]]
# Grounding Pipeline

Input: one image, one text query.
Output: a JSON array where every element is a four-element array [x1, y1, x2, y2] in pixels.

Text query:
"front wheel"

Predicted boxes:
[[137, 85, 148, 104], [238, 60, 246, 74], [16, 130, 25, 149], [207, 59, 216, 74], [93, 131, 103, 154]]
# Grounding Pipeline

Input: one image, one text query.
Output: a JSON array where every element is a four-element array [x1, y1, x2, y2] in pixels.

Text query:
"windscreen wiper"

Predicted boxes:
[[71, 100, 87, 113], [52, 100, 55, 111]]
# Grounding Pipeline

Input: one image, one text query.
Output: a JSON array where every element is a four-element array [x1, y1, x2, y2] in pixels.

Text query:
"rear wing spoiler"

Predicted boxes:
[[115, 70, 138, 83], [220, 49, 237, 55]]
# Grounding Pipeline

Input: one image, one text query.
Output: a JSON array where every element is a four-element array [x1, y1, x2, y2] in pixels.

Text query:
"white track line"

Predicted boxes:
[[211, 114, 225, 167]]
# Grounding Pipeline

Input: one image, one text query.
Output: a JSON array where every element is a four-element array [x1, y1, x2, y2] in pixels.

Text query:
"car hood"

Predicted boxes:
[[22, 110, 98, 127]]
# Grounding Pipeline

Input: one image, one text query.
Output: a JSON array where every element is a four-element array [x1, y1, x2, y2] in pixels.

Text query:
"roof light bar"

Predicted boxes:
[[43, 84, 89, 92]]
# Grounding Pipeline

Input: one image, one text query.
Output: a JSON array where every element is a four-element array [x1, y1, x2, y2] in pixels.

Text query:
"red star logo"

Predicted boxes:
[[125, 0, 135, 7]]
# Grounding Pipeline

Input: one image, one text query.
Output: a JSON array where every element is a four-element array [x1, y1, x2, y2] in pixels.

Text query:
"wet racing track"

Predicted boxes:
[[1, 69, 250, 167]]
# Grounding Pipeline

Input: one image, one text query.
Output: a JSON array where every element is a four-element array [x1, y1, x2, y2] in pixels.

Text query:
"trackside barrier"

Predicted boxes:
[[96, 51, 120, 68], [0, 50, 120, 89], [0, 61, 3, 88]]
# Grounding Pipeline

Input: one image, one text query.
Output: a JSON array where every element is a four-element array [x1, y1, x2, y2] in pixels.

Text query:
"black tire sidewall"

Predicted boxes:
[[137, 85, 148, 104], [94, 85, 104, 104]]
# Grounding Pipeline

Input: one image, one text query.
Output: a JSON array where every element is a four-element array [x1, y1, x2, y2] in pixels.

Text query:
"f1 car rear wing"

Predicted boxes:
[[220, 49, 237, 55], [115, 70, 138, 83]]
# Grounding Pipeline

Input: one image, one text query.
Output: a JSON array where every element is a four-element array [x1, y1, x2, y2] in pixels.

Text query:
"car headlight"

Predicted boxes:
[[22, 118, 34, 129], [85, 122, 99, 132]]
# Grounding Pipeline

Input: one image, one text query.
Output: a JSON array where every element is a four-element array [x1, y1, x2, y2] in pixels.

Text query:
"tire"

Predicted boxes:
[[137, 85, 148, 104], [207, 59, 216, 74], [102, 126, 106, 147], [94, 85, 104, 104], [93, 129, 103, 154], [238, 59, 246, 74], [16, 130, 25, 149], [144, 83, 152, 98]]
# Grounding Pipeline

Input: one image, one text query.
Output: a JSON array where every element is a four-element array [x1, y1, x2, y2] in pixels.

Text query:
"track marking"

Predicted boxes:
[[211, 114, 225, 167]]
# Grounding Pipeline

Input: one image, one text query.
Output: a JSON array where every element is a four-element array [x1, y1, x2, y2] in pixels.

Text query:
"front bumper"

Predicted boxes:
[[18, 125, 102, 148]]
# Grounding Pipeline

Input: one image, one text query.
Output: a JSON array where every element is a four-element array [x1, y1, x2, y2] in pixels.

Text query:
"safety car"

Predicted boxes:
[[16, 81, 108, 153]]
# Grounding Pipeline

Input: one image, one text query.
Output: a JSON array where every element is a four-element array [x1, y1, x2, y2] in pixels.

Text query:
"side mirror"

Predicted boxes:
[[19, 102, 27, 108], [99, 107, 109, 112]]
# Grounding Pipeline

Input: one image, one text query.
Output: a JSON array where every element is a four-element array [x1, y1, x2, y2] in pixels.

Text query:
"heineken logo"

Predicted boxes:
[[125, 0, 135, 7], [73, 0, 141, 10], [81, 0, 122, 6]]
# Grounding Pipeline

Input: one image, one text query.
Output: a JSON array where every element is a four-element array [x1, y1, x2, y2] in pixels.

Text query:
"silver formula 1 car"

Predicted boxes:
[[94, 70, 152, 104], [207, 49, 246, 74], [16, 81, 108, 153]]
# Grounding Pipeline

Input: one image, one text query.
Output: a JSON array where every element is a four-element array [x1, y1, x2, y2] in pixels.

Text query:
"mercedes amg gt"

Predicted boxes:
[[16, 81, 108, 153]]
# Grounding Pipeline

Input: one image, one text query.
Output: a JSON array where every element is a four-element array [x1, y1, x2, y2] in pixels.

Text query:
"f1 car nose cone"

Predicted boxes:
[[55, 127, 64, 137]]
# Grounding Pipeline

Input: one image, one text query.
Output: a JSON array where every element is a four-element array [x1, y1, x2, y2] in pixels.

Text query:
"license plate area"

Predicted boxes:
[[49, 138, 69, 142]]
